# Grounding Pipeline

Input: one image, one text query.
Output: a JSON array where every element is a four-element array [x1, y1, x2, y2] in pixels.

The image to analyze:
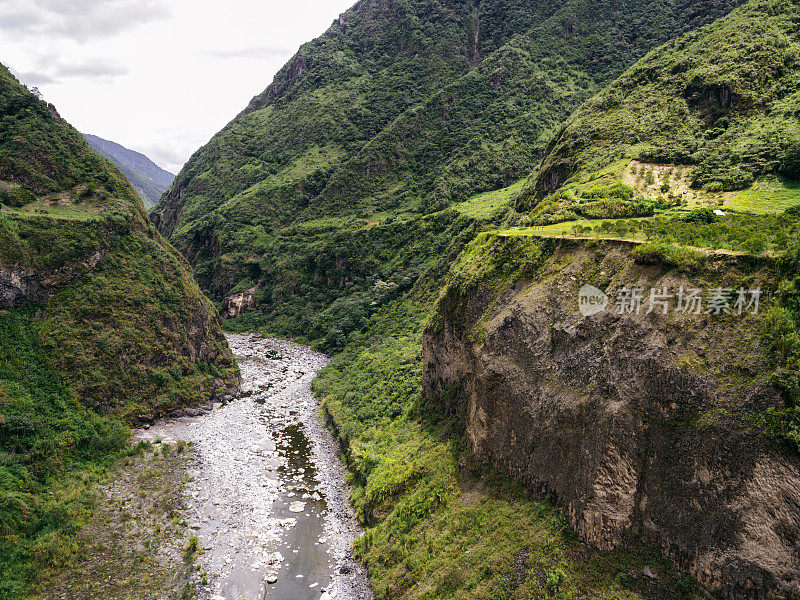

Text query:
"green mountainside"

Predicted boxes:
[[146, 0, 800, 598], [310, 222, 746, 600], [0, 64, 237, 598], [515, 0, 800, 220], [151, 0, 743, 352], [83, 134, 175, 209], [3, 0, 798, 597], [309, 0, 800, 591]]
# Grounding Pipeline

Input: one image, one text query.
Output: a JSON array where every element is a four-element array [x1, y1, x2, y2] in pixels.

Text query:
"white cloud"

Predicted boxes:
[[0, 7, 45, 33], [131, 133, 209, 175], [16, 70, 57, 85], [13, 55, 130, 86], [51, 59, 130, 79], [0, 0, 171, 43], [0, 0, 354, 171]]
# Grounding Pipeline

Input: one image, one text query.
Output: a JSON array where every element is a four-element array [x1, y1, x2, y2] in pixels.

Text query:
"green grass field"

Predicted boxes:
[[500, 221, 647, 241], [727, 176, 800, 214], [454, 180, 525, 220]]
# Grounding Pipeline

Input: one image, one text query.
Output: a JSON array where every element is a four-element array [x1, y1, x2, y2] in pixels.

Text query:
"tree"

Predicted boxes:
[[743, 234, 767, 254], [780, 142, 800, 181]]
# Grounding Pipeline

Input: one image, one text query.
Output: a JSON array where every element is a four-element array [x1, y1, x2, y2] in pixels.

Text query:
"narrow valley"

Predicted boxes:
[[136, 334, 372, 600], [3, 0, 800, 598]]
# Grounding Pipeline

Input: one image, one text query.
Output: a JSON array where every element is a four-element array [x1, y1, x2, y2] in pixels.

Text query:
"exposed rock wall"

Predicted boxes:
[[423, 237, 800, 599], [0, 250, 104, 308], [222, 287, 257, 319]]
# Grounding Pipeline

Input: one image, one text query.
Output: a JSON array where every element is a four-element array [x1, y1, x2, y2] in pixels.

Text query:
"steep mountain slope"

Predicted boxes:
[[0, 64, 237, 599], [313, 227, 729, 600], [411, 2, 800, 596], [151, 0, 743, 349], [516, 0, 800, 217], [315, 0, 746, 214], [423, 234, 800, 599], [83, 134, 175, 209], [307, 2, 800, 599]]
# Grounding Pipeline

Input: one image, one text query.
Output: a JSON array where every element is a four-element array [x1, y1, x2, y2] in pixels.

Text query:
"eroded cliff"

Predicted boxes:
[[423, 235, 800, 599]]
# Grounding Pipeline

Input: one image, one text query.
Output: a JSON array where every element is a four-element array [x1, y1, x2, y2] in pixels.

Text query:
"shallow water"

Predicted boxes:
[[135, 334, 372, 600], [267, 424, 332, 599]]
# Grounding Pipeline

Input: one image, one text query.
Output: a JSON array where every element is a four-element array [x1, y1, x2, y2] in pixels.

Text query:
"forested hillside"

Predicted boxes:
[[11, 0, 787, 597], [311, 0, 800, 589], [0, 64, 237, 598], [143, 0, 800, 598], [516, 0, 800, 219], [151, 0, 744, 352]]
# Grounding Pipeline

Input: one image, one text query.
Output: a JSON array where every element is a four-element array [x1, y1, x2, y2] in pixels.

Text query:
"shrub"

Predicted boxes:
[[742, 234, 768, 254], [600, 221, 615, 232], [683, 208, 716, 224], [786, 205, 800, 217], [183, 536, 199, 562], [0, 185, 36, 208], [580, 182, 634, 200], [546, 569, 567, 595], [764, 406, 800, 451], [780, 142, 800, 181], [577, 199, 654, 219], [79, 184, 96, 200], [632, 243, 705, 272], [722, 168, 755, 191]]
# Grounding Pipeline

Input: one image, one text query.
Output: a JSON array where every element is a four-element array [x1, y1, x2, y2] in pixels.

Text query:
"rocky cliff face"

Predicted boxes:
[[222, 287, 257, 319], [0, 250, 104, 308], [423, 236, 800, 599]]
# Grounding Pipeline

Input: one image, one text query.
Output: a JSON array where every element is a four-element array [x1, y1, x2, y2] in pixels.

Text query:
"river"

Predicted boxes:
[[135, 333, 373, 600]]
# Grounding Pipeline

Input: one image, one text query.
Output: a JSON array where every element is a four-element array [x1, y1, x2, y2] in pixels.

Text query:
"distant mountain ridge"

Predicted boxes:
[[83, 134, 174, 209]]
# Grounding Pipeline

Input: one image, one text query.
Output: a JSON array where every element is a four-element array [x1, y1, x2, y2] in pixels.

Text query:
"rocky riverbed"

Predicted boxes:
[[135, 333, 373, 600]]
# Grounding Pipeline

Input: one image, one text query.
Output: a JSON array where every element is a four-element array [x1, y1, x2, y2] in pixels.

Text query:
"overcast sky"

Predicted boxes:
[[0, 0, 354, 173]]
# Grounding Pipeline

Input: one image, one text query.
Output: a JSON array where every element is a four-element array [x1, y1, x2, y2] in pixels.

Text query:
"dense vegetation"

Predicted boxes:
[[0, 69, 134, 207], [0, 65, 235, 598], [152, 0, 744, 344], [0, 310, 130, 599], [3, 0, 798, 595], [501, 0, 800, 458], [221, 210, 476, 353], [313, 233, 708, 599], [544, 209, 800, 255], [517, 0, 800, 212], [146, 0, 800, 597], [768, 242, 800, 448], [503, 0, 800, 463]]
